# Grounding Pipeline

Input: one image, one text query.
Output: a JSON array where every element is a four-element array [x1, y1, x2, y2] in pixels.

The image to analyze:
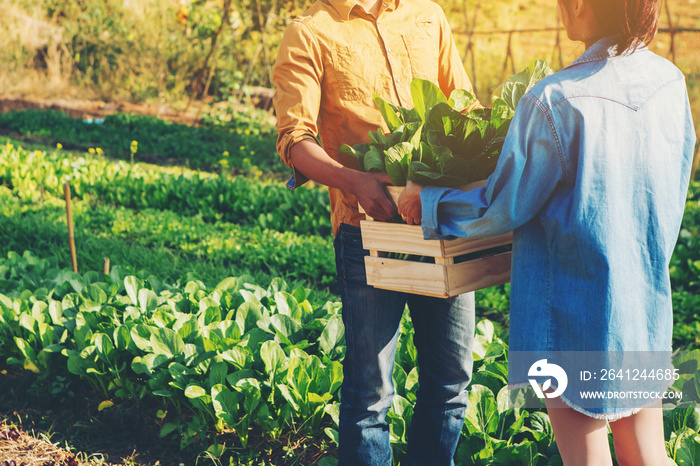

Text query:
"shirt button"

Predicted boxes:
[[387, 47, 391, 53], [396, 78, 401, 83]]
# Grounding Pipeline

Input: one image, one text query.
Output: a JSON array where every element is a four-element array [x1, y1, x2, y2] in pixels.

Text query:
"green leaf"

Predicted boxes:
[[159, 422, 179, 438], [465, 384, 499, 435], [476, 319, 496, 342], [323, 429, 339, 447], [235, 301, 263, 334], [150, 327, 185, 359], [220, 346, 251, 370], [373, 95, 403, 132], [368, 129, 388, 148], [94, 333, 114, 362], [67, 356, 87, 376], [184, 384, 207, 399], [211, 383, 240, 426], [14, 337, 37, 365], [84, 284, 107, 304], [340, 143, 371, 169], [664, 403, 700, 438], [270, 314, 302, 346], [319, 314, 344, 356], [424, 102, 455, 135], [472, 370, 507, 402], [168, 362, 189, 390], [19, 313, 37, 335], [483, 341, 505, 360], [37, 322, 54, 348], [393, 363, 408, 397], [277, 383, 301, 411], [261, 340, 288, 375], [489, 97, 515, 135], [325, 402, 340, 428], [408, 163, 465, 188], [215, 277, 239, 294], [48, 301, 64, 326], [233, 378, 262, 413], [411, 78, 448, 122], [449, 89, 477, 113], [408, 124, 423, 150], [494, 59, 554, 111], [98, 400, 114, 411], [496, 385, 512, 415], [363, 146, 385, 173], [139, 353, 169, 373], [529, 411, 553, 436], [124, 276, 140, 306], [208, 361, 228, 387], [325, 360, 344, 395], [274, 291, 297, 317], [493, 440, 539, 463], [673, 428, 700, 465], [16, 342, 41, 374], [384, 142, 413, 186], [130, 325, 153, 352]]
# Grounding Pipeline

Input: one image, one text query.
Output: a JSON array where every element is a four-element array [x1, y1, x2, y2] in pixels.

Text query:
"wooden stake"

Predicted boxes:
[[103, 257, 110, 275], [64, 182, 78, 273]]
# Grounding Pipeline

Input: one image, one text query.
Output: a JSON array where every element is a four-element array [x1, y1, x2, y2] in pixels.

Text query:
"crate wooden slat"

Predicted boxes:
[[364, 251, 512, 298], [359, 183, 513, 298], [360, 221, 512, 258]]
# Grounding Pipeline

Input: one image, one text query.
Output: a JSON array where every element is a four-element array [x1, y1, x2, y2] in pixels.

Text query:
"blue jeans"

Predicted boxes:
[[334, 223, 475, 466]]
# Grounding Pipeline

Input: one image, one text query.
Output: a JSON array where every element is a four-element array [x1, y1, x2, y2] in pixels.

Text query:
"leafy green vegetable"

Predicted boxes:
[[341, 60, 554, 187], [494, 60, 554, 111]]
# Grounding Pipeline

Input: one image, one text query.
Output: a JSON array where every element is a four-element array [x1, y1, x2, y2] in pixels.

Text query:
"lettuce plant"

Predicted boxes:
[[341, 60, 554, 187]]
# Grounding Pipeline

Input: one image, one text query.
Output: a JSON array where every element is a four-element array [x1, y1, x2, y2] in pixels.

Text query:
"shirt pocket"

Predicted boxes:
[[402, 19, 440, 83], [330, 44, 377, 101]]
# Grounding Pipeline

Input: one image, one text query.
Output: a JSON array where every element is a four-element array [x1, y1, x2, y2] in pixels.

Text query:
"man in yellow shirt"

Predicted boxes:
[[273, 0, 476, 464]]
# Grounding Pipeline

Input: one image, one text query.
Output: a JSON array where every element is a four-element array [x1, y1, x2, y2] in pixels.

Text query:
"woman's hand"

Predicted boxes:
[[397, 181, 424, 225]]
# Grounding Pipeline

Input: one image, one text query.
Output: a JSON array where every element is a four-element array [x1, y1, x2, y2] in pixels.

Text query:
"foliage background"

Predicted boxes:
[[1, 0, 698, 139]]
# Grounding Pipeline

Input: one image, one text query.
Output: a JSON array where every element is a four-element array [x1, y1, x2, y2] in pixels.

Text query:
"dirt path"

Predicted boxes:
[[0, 95, 203, 126], [0, 87, 275, 127]]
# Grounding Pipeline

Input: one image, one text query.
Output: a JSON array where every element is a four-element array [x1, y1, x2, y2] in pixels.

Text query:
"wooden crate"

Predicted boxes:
[[360, 184, 512, 298]]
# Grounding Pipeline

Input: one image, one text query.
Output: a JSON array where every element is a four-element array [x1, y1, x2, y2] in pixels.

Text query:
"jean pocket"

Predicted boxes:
[[334, 224, 368, 283]]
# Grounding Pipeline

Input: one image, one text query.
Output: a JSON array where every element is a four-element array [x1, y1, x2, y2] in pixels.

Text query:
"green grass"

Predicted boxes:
[[0, 196, 336, 293], [0, 109, 283, 173]]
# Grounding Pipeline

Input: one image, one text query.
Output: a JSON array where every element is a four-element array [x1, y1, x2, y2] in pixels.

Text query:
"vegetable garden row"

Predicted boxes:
[[0, 110, 700, 464]]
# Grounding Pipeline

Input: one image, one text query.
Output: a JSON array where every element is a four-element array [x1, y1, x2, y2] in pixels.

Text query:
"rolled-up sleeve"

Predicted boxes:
[[273, 20, 324, 188], [421, 94, 567, 240]]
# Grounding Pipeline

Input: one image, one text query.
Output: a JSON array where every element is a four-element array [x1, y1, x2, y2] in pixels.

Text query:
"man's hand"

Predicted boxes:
[[289, 141, 396, 221], [353, 172, 396, 221], [397, 181, 424, 225]]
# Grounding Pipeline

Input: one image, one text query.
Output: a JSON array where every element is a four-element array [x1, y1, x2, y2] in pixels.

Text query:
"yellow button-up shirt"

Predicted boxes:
[[273, 0, 474, 236]]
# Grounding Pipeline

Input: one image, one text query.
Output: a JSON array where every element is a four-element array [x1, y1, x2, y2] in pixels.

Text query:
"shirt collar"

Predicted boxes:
[[564, 35, 648, 70], [327, 0, 399, 21]]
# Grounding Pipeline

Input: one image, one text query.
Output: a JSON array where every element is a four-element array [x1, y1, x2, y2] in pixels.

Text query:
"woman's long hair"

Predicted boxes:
[[595, 0, 661, 53], [563, 0, 661, 54]]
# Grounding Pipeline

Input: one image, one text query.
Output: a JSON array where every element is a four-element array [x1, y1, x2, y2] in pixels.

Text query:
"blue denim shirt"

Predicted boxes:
[[421, 37, 696, 360]]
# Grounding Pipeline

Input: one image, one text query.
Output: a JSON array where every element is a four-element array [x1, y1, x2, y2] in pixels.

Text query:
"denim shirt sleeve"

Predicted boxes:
[[421, 94, 568, 240]]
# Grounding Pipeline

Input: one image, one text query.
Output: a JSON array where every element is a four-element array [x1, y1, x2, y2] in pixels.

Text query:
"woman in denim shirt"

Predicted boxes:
[[398, 0, 696, 464]]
